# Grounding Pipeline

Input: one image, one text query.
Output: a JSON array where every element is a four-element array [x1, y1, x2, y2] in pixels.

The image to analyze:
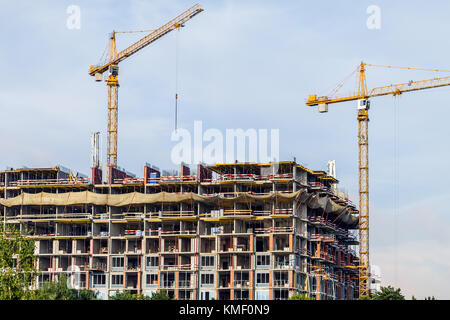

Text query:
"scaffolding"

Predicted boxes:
[[0, 161, 359, 300]]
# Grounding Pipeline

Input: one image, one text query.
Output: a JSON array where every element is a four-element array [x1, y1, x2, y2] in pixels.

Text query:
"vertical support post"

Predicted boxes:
[[105, 31, 119, 184], [269, 270, 273, 300], [316, 274, 321, 300], [106, 75, 119, 183]]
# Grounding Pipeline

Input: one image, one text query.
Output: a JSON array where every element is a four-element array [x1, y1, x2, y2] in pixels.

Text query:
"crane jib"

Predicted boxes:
[[306, 75, 450, 106], [89, 4, 203, 76]]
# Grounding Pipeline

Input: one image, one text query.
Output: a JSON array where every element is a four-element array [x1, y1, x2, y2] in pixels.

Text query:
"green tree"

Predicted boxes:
[[109, 290, 137, 300], [30, 275, 98, 300], [0, 224, 39, 300], [288, 293, 315, 300], [109, 290, 151, 300], [371, 286, 405, 300], [424, 296, 436, 300], [76, 289, 99, 300], [32, 275, 76, 300], [150, 290, 171, 300]]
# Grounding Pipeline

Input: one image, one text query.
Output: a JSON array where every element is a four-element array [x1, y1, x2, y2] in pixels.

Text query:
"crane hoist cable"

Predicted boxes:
[[175, 27, 180, 130], [393, 95, 400, 286]]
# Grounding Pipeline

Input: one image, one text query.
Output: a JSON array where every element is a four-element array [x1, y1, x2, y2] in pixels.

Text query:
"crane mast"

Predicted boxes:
[[306, 61, 450, 297], [89, 4, 204, 181], [356, 62, 370, 297], [106, 32, 119, 173]]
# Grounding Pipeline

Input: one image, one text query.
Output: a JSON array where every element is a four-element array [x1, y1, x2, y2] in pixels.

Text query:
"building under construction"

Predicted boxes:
[[0, 161, 359, 300]]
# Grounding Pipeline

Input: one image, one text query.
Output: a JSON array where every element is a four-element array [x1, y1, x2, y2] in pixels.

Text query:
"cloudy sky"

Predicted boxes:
[[1, 0, 450, 299]]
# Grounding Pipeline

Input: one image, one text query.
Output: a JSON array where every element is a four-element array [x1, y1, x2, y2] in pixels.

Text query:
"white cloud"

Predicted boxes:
[[373, 240, 450, 299], [371, 193, 450, 299]]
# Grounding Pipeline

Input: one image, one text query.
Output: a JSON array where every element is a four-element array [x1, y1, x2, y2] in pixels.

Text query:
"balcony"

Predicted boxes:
[[178, 280, 192, 288], [93, 213, 108, 220], [308, 181, 332, 193], [56, 232, 91, 239], [273, 280, 289, 288], [160, 280, 176, 289], [160, 210, 196, 218], [113, 177, 144, 184], [111, 282, 123, 289], [145, 229, 160, 236], [71, 280, 87, 289], [272, 226, 294, 233], [160, 264, 193, 271], [160, 229, 196, 236], [254, 226, 294, 234], [272, 208, 293, 215], [9, 178, 90, 186], [296, 248, 311, 257], [88, 262, 107, 271], [124, 229, 144, 238], [126, 259, 141, 271], [223, 209, 252, 218], [147, 175, 197, 183], [205, 172, 293, 183], [233, 280, 250, 288]]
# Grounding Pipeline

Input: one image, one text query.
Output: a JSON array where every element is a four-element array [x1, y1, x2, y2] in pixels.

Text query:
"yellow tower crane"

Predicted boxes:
[[306, 62, 450, 298], [89, 4, 203, 181]]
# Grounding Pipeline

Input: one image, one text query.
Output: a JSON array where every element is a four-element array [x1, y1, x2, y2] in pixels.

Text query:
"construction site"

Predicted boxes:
[[2, 2, 450, 301], [0, 161, 360, 300]]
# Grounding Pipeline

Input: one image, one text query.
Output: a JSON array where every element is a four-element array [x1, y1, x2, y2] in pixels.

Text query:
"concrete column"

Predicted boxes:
[[230, 271, 234, 300], [215, 270, 219, 299], [337, 273, 341, 300], [316, 275, 321, 300], [249, 271, 254, 300], [347, 274, 351, 300], [293, 165, 297, 192], [174, 271, 179, 299], [269, 270, 273, 300], [137, 269, 141, 294], [288, 270, 293, 288]]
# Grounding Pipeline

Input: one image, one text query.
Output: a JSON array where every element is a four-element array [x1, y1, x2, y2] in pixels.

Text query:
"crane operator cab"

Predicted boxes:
[[357, 99, 370, 110]]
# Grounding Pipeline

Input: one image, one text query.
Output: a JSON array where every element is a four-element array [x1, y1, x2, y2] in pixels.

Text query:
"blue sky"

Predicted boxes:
[[1, 0, 450, 299]]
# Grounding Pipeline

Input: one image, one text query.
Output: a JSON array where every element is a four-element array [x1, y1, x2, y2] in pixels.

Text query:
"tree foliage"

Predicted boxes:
[[288, 293, 315, 300], [370, 286, 405, 300], [109, 289, 171, 300], [109, 290, 147, 300], [150, 290, 171, 300], [30, 275, 98, 300], [0, 224, 39, 300]]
